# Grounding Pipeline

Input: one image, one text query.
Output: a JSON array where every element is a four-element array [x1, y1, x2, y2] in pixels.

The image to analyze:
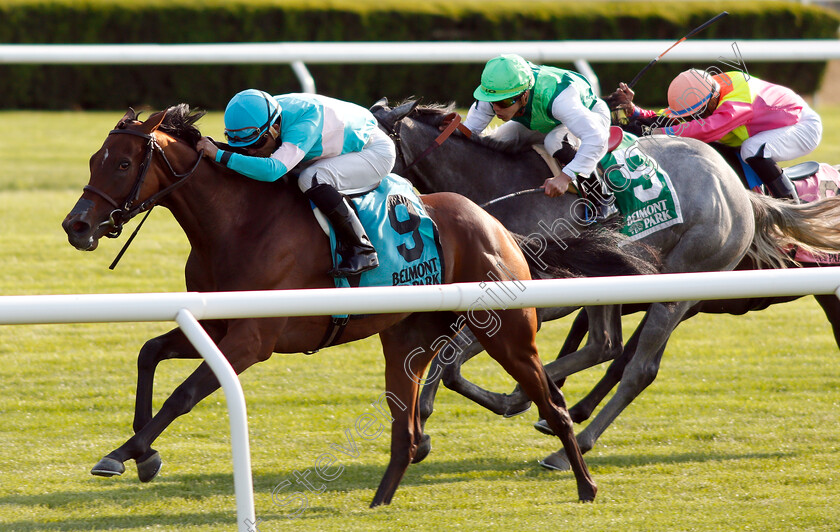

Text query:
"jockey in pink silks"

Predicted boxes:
[[610, 68, 823, 203]]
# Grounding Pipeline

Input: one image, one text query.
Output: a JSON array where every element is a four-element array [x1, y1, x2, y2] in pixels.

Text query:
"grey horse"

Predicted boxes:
[[372, 99, 840, 470]]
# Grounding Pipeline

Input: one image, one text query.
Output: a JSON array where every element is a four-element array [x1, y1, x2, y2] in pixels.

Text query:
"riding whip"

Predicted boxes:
[[627, 11, 729, 88]]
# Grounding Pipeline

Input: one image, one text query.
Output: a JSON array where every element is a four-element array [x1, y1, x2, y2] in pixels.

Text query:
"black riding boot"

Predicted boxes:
[[553, 142, 618, 222], [305, 183, 379, 277], [575, 170, 619, 222], [745, 151, 799, 203]]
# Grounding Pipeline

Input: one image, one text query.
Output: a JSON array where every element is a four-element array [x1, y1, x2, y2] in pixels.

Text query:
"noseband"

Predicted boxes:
[[84, 128, 203, 238]]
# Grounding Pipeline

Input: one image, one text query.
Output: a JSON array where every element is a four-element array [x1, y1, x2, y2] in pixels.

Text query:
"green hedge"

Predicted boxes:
[[1, 0, 838, 110]]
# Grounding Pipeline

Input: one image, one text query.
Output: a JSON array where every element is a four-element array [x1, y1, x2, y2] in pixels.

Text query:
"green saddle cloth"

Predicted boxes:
[[601, 132, 684, 240]]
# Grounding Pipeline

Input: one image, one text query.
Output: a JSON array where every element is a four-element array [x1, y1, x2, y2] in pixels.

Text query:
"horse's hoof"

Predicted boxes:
[[538, 451, 571, 472], [136, 450, 162, 483], [91, 456, 125, 477], [579, 483, 597, 503], [503, 399, 532, 418], [412, 433, 432, 464], [533, 418, 556, 436]]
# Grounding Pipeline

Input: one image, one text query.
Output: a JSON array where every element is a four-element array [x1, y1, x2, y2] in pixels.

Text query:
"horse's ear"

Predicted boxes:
[[139, 110, 168, 135], [392, 100, 419, 120], [116, 107, 138, 129], [370, 97, 389, 112]]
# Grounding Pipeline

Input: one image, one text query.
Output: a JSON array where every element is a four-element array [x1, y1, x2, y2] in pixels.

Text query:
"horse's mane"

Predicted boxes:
[[407, 101, 457, 122], [118, 104, 206, 149], [158, 104, 206, 148]]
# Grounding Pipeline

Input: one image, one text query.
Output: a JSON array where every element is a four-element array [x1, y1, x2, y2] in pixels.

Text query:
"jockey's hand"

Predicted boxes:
[[605, 82, 637, 114], [543, 173, 573, 197], [197, 137, 219, 160]]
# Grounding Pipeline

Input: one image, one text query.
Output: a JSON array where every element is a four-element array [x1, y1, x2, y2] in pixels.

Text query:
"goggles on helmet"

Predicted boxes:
[[492, 93, 524, 109]]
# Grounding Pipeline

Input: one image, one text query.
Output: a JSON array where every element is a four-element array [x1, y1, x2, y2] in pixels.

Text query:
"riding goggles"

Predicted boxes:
[[492, 93, 524, 109], [224, 124, 269, 146]]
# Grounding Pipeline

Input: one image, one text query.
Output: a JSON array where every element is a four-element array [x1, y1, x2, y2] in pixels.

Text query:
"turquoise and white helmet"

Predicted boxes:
[[223, 89, 282, 147]]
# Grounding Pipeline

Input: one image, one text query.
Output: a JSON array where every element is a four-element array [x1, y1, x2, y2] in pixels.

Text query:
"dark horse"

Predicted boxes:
[[60, 105, 666, 506], [372, 99, 840, 470]]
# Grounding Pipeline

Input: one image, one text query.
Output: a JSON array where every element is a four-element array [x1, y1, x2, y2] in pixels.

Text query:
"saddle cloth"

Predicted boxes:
[[312, 173, 445, 289], [788, 163, 840, 264], [533, 129, 684, 241]]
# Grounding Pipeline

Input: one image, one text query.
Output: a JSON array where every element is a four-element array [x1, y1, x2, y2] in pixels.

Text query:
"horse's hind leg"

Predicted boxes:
[[374, 313, 451, 506], [814, 293, 840, 350], [473, 307, 596, 502], [540, 302, 689, 471]]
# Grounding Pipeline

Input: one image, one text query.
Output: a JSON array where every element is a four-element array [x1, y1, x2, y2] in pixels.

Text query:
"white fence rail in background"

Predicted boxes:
[[2, 40, 839, 95], [3, 267, 840, 530]]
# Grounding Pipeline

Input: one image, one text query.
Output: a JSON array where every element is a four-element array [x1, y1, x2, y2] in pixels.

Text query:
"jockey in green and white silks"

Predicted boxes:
[[463, 54, 616, 219], [197, 89, 396, 277]]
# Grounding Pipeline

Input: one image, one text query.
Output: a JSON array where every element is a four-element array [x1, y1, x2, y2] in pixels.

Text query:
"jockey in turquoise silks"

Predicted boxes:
[[458, 54, 617, 220], [610, 69, 823, 203], [198, 90, 396, 277]]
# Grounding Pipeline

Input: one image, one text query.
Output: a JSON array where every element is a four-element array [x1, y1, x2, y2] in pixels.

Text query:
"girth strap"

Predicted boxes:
[[304, 316, 351, 355]]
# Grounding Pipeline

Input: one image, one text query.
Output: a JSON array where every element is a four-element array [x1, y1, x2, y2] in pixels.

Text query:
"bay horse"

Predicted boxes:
[[60, 104, 662, 506], [371, 99, 840, 469]]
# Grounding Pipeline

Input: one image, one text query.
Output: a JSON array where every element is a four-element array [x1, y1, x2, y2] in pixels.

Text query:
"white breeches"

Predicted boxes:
[[740, 104, 822, 162], [298, 127, 396, 195]]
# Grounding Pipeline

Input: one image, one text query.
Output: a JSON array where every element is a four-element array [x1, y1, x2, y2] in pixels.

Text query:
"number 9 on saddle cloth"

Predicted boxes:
[[310, 173, 445, 290]]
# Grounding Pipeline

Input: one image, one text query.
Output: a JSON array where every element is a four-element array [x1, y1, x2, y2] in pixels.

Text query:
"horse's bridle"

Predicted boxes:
[[84, 128, 203, 238]]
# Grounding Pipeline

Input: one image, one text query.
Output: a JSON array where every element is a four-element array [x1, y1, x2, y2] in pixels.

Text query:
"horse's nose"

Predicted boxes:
[[61, 213, 90, 237], [62, 198, 98, 250]]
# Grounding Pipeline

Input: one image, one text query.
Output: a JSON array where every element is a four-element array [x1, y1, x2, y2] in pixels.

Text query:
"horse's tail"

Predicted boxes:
[[748, 194, 840, 268], [513, 224, 661, 280]]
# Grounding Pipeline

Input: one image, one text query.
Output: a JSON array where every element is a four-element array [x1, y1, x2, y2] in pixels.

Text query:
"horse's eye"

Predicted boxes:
[[118, 161, 130, 171]]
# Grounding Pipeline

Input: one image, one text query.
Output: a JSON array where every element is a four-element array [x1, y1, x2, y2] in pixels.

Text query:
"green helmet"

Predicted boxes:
[[473, 54, 535, 102]]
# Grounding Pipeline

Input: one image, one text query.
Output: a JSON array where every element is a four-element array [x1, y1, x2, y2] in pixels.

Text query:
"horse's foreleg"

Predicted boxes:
[[534, 314, 645, 436], [133, 328, 204, 434], [507, 306, 624, 416], [439, 328, 533, 417], [546, 305, 624, 381], [417, 359, 443, 431], [567, 312, 646, 422], [92, 361, 224, 481], [93, 322, 268, 482], [418, 328, 489, 426], [540, 302, 686, 471], [556, 309, 591, 360]]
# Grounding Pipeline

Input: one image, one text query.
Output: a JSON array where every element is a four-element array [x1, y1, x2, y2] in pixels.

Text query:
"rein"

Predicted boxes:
[[84, 127, 204, 269], [393, 112, 472, 171]]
